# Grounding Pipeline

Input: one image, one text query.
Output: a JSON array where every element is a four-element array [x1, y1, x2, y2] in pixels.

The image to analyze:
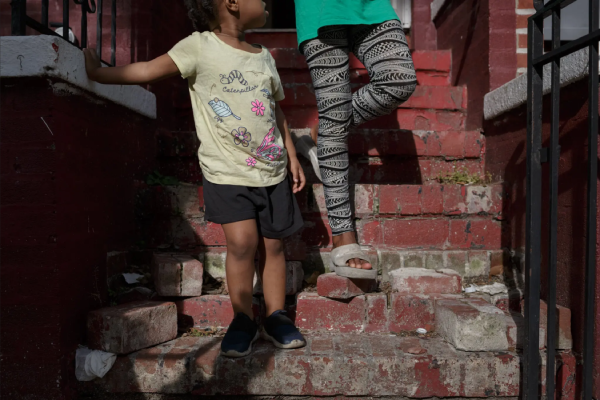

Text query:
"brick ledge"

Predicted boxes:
[[0, 35, 156, 119]]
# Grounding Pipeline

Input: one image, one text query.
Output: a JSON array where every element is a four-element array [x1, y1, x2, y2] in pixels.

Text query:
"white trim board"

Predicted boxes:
[[0, 35, 156, 119], [484, 48, 597, 120]]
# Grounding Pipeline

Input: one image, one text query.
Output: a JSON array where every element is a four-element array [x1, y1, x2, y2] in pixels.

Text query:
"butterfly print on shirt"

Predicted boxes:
[[254, 127, 283, 161]]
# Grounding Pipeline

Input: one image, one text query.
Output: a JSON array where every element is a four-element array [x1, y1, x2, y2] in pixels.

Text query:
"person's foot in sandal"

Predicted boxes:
[[334, 231, 372, 270], [330, 231, 377, 279]]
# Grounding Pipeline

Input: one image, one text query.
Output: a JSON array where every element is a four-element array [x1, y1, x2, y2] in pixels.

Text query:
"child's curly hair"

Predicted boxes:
[[184, 0, 218, 32]]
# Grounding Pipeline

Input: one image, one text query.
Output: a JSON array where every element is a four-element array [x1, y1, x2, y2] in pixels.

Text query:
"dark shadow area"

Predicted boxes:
[[483, 76, 596, 399]]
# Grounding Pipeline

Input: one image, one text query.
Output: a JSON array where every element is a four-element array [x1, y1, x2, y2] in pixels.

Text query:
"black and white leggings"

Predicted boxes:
[[303, 19, 417, 236]]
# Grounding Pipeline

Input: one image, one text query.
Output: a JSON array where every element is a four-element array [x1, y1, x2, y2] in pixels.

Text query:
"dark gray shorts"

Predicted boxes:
[[202, 176, 304, 239]]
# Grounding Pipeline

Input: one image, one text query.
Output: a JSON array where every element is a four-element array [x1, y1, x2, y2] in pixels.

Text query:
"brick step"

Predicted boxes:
[[198, 247, 504, 286], [156, 129, 484, 159], [97, 334, 573, 396], [257, 43, 451, 73], [154, 156, 483, 186], [279, 65, 451, 87], [147, 182, 502, 219], [135, 181, 501, 251], [282, 106, 466, 131], [280, 84, 466, 110]]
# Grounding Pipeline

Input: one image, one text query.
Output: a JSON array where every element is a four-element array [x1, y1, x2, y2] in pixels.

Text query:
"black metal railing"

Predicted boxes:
[[525, 0, 598, 399], [10, 0, 116, 66]]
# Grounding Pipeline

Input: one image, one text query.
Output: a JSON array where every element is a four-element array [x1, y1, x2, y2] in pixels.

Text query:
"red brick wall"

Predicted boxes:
[[435, 0, 516, 129], [516, 0, 536, 75], [1, 77, 156, 399], [483, 78, 600, 397], [411, 0, 437, 51]]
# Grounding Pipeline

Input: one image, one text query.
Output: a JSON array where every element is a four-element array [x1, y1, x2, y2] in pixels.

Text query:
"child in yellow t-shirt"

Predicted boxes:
[[84, 0, 306, 358]]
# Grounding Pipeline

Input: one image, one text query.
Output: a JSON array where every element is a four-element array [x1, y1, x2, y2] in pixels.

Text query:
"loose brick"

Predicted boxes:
[[87, 301, 177, 354], [316, 273, 377, 299], [295, 293, 366, 332], [435, 297, 508, 351], [390, 268, 461, 294], [389, 293, 436, 332], [152, 253, 203, 296]]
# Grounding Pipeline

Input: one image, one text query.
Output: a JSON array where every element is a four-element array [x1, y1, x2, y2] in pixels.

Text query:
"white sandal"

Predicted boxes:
[[291, 129, 322, 182], [330, 244, 377, 280]]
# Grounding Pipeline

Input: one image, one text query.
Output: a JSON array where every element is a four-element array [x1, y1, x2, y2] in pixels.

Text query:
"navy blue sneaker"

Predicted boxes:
[[220, 312, 259, 357], [262, 310, 306, 349]]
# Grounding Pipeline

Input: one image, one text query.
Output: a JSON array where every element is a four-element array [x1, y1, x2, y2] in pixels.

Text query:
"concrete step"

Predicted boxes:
[[97, 333, 575, 397], [156, 129, 484, 159], [280, 84, 467, 110]]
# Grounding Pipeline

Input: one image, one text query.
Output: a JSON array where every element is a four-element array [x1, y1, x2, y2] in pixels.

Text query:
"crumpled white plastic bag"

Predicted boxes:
[[75, 346, 117, 381]]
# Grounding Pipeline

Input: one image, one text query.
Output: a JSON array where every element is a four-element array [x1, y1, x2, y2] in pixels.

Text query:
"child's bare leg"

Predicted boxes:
[[222, 219, 259, 319], [257, 236, 286, 316]]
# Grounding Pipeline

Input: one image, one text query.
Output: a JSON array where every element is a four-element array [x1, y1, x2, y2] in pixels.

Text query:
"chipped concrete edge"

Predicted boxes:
[[431, 0, 450, 21], [484, 48, 594, 121], [0, 35, 156, 119]]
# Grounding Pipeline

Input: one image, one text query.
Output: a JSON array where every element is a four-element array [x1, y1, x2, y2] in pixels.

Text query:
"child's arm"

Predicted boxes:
[[276, 103, 306, 193], [83, 48, 180, 85]]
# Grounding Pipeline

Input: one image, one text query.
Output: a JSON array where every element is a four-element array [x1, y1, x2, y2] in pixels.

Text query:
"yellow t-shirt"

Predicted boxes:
[[168, 31, 288, 187]]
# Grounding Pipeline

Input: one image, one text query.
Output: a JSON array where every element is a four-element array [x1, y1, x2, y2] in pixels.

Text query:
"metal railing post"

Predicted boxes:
[[524, 8, 544, 400], [11, 0, 26, 35], [583, 1, 599, 399]]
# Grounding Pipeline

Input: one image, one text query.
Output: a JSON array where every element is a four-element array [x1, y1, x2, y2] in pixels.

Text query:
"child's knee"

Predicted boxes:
[[262, 237, 284, 255], [227, 236, 258, 259], [376, 80, 417, 106]]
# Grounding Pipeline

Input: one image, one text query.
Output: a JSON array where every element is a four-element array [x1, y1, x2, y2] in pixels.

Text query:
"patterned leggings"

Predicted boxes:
[[303, 19, 417, 235]]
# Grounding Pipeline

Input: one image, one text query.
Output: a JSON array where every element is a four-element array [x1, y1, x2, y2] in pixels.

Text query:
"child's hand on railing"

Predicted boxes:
[[83, 48, 102, 81]]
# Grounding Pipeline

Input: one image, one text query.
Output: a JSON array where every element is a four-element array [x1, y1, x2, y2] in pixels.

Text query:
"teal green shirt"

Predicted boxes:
[[294, 0, 400, 48]]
